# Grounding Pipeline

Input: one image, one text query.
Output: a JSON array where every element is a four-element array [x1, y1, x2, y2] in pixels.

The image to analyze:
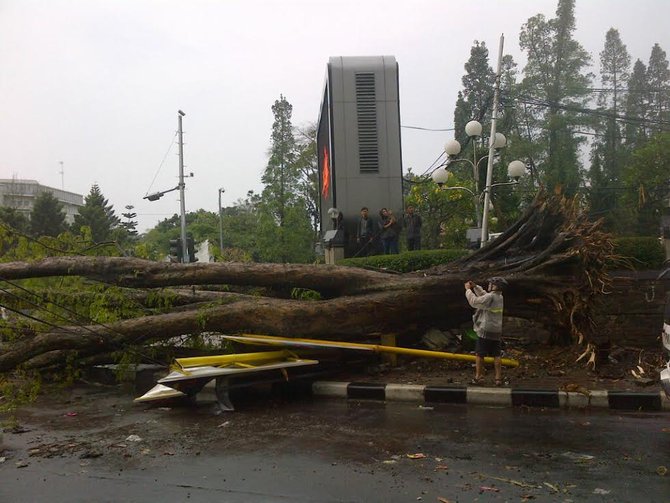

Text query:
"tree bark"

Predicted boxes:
[[0, 191, 614, 372]]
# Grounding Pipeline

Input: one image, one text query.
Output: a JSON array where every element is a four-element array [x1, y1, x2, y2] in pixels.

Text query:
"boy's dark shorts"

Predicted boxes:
[[476, 337, 502, 357]]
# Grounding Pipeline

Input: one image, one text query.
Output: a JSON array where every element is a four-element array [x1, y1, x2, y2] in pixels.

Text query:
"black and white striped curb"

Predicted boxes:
[[311, 381, 670, 411]]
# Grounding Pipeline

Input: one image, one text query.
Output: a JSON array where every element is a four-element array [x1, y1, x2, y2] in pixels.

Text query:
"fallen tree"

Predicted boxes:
[[0, 191, 615, 372]]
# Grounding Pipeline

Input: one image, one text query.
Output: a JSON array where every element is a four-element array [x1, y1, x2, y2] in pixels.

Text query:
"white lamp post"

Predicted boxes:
[[436, 120, 506, 229], [430, 34, 527, 248]]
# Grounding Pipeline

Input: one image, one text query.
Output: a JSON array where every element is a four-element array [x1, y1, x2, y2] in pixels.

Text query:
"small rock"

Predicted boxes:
[[125, 435, 142, 443], [16, 460, 29, 468]]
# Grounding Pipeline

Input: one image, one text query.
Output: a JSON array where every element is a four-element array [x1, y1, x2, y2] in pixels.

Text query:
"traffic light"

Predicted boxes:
[[186, 236, 198, 263], [169, 238, 183, 263]]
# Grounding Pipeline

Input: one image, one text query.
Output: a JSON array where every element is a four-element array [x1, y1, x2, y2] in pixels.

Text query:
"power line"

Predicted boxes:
[[401, 125, 455, 132], [0, 221, 121, 256], [0, 277, 167, 367], [508, 94, 670, 129], [584, 87, 670, 93], [145, 131, 178, 197]]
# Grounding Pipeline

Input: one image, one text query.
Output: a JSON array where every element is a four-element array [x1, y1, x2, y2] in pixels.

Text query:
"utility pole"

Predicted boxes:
[[480, 33, 504, 248], [178, 110, 189, 263], [218, 187, 225, 255]]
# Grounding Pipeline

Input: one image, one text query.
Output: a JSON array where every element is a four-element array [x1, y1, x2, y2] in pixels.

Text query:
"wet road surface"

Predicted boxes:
[[1, 384, 668, 502]]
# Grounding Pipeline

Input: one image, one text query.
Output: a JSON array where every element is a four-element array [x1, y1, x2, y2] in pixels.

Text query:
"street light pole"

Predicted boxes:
[[218, 187, 225, 255], [177, 110, 189, 263], [480, 34, 504, 248]]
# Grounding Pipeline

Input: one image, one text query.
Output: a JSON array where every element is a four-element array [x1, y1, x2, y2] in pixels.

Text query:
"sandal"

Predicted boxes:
[[470, 378, 483, 385], [495, 379, 503, 387]]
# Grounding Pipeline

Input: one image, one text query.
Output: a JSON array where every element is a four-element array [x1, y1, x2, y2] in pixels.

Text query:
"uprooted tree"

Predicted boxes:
[[0, 191, 615, 373]]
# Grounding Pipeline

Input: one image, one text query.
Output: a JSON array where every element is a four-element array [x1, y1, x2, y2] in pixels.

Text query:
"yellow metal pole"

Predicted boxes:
[[174, 350, 294, 370], [235, 334, 519, 368]]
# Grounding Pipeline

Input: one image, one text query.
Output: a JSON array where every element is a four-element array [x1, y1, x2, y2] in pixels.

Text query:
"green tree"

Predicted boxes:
[[588, 28, 631, 229], [646, 43, 670, 133], [518, 0, 592, 194], [30, 192, 67, 237], [625, 59, 649, 150], [220, 191, 261, 261], [0, 207, 30, 234], [72, 184, 120, 242], [294, 123, 320, 239], [453, 41, 505, 192], [620, 133, 670, 235], [120, 205, 139, 238], [258, 95, 314, 263], [454, 41, 496, 146], [405, 173, 474, 250], [598, 28, 630, 114]]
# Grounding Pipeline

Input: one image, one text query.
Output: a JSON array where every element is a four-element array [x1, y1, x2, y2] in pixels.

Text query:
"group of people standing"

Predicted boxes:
[[355, 205, 422, 256]]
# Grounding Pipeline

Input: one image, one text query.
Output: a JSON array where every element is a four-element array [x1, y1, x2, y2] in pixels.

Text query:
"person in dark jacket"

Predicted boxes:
[[378, 208, 400, 255], [404, 205, 422, 251], [356, 207, 375, 256]]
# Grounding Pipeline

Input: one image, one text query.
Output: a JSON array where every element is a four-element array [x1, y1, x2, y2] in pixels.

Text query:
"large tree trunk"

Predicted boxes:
[[0, 191, 614, 372]]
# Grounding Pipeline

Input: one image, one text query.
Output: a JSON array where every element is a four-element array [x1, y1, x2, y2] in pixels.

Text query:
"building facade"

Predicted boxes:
[[0, 178, 83, 223], [317, 56, 404, 256]]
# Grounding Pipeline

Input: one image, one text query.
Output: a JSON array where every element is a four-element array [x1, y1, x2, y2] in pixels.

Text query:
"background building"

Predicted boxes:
[[317, 56, 404, 256], [0, 178, 83, 223]]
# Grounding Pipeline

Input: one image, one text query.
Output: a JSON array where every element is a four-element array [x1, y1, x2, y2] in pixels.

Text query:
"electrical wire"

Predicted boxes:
[[0, 278, 168, 367], [0, 221, 119, 256], [508, 93, 670, 128], [401, 125, 456, 131], [144, 132, 178, 197]]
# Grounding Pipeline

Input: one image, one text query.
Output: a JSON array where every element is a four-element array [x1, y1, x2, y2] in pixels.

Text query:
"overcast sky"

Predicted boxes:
[[1, 0, 668, 232]]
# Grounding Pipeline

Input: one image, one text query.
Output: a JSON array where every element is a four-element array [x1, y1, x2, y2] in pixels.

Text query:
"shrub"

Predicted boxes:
[[613, 237, 665, 270], [338, 249, 470, 273]]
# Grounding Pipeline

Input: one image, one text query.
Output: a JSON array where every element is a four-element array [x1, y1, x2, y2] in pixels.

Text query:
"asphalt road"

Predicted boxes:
[[1, 384, 668, 502]]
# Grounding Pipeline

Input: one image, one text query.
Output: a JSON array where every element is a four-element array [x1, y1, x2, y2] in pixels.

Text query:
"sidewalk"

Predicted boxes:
[[311, 380, 670, 412], [310, 356, 670, 412]]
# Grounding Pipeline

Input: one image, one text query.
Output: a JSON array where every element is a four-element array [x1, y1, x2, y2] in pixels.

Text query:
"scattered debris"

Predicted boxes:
[[125, 435, 142, 442], [437, 498, 453, 503], [217, 421, 231, 428], [657, 466, 667, 476], [593, 488, 611, 495], [15, 460, 28, 468], [479, 486, 500, 493], [0, 456, 6, 463], [406, 453, 426, 459], [559, 384, 591, 396], [561, 451, 594, 462], [483, 474, 540, 489], [543, 482, 559, 493], [65, 412, 78, 417], [3, 425, 30, 434]]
